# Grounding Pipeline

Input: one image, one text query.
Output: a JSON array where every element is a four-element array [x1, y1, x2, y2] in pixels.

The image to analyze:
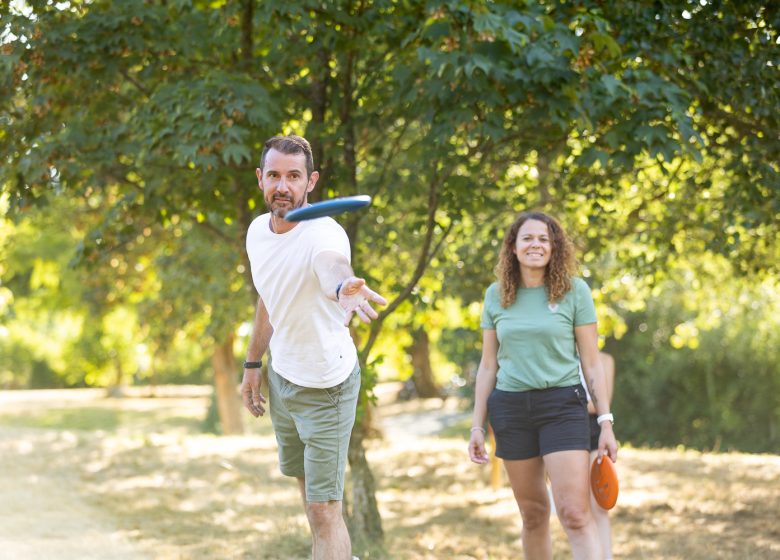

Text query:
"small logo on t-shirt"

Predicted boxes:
[[548, 303, 559, 313]]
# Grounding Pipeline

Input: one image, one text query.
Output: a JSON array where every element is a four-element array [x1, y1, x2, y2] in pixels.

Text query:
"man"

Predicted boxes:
[[241, 135, 386, 560]]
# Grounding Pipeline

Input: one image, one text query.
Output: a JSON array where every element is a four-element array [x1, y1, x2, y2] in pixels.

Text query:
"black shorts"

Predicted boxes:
[[487, 384, 590, 460], [589, 414, 601, 451]]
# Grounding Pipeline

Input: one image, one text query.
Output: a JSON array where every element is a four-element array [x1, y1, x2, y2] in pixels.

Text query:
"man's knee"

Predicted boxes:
[[306, 500, 344, 529]]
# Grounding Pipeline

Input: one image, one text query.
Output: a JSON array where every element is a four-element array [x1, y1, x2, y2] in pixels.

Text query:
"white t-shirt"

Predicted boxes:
[[246, 213, 358, 388]]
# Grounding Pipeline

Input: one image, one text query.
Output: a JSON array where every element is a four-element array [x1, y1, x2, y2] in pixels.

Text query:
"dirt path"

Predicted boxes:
[[376, 394, 470, 439], [0, 427, 147, 560]]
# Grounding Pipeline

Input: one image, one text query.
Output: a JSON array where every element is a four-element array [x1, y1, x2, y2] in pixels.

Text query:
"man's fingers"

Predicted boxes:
[[341, 285, 385, 324], [362, 287, 387, 306], [243, 392, 260, 417], [355, 307, 371, 324], [248, 399, 265, 416], [251, 387, 266, 413], [242, 375, 266, 417], [361, 300, 379, 320]]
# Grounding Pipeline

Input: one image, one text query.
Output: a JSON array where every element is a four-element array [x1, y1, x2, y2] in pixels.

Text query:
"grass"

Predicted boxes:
[[0, 406, 204, 432], [1, 387, 778, 559]]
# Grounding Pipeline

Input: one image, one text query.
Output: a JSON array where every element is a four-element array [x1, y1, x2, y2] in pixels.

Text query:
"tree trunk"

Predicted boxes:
[[347, 419, 383, 549], [212, 332, 244, 435], [536, 149, 554, 206], [106, 353, 126, 398], [344, 328, 384, 544], [308, 46, 329, 201], [408, 326, 443, 398], [337, 37, 384, 549]]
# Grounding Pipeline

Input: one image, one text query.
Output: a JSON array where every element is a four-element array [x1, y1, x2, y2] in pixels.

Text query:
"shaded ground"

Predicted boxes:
[[0, 386, 778, 559]]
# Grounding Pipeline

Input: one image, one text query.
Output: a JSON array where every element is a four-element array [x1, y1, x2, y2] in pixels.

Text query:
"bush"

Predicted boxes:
[[609, 281, 780, 453]]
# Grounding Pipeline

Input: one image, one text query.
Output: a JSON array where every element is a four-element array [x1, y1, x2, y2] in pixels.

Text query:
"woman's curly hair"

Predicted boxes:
[[496, 211, 578, 307]]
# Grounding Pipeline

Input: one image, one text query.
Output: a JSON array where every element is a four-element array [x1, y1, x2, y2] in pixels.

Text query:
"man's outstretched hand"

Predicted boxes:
[[337, 276, 387, 325]]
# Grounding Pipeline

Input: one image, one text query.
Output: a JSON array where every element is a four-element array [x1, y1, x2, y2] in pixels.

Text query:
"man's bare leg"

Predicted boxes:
[[297, 477, 351, 560]]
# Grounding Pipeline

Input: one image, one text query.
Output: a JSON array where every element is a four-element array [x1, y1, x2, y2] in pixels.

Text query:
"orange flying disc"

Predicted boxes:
[[590, 455, 619, 510]]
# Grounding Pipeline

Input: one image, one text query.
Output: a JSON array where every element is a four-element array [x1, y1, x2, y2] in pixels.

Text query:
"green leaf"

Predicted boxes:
[[589, 31, 621, 58], [222, 144, 250, 165]]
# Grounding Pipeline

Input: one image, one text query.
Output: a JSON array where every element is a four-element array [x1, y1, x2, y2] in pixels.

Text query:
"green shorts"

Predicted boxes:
[[268, 360, 360, 502]]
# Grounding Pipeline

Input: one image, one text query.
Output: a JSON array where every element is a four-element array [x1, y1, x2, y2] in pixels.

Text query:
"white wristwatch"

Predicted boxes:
[[597, 413, 614, 426]]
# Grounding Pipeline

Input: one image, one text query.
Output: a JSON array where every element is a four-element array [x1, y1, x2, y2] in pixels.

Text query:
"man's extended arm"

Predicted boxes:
[[312, 251, 387, 325]]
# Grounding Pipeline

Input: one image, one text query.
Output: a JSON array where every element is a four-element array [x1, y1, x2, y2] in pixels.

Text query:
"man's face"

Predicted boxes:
[[256, 148, 318, 218]]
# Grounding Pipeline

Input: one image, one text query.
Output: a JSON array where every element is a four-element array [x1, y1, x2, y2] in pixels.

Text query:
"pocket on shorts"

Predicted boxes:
[[324, 364, 360, 406], [572, 385, 588, 408], [487, 389, 512, 434], [486, 388, 499, 416]]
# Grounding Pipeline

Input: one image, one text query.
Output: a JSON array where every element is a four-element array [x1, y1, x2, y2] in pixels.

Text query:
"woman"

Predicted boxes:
[[468, 211, 618, 560]]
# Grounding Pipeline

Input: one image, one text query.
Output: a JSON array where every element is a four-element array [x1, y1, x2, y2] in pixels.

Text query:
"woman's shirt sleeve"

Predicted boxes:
[[480, 283, 498, 329], [573, 278, 597, 326]]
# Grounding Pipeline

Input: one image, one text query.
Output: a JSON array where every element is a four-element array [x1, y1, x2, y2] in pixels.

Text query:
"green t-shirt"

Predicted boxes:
[[480, 277, 597, 391]]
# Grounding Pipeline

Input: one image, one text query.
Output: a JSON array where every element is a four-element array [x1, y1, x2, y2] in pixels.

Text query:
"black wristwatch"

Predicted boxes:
[[243, 360, 262, 369]]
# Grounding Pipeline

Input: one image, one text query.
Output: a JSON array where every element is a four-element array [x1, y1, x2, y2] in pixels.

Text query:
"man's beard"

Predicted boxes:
[[268, 194, 305, 218]]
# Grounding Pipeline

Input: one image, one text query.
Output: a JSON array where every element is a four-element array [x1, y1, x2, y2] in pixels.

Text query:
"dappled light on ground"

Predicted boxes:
[[0, 388, 778, 559]]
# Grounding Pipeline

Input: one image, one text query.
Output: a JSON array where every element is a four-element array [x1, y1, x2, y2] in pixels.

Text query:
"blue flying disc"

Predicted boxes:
[[284, 195, 372, 222]]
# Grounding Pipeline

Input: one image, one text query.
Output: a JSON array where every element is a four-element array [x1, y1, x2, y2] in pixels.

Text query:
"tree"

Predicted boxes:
[[1, 0, 278, 432], [3, 0, 778, 551]]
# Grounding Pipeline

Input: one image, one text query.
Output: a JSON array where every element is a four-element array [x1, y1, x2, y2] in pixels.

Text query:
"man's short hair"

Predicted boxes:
[[260, 135, 314, 177]]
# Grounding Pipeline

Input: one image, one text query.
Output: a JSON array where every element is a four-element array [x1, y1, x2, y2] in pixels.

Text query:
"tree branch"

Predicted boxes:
[[119, 69, 151, 98], [359, 171, 450, 359]]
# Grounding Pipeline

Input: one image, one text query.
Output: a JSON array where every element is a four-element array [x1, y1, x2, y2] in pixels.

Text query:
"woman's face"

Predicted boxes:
[[513, 219, 552, 270]]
